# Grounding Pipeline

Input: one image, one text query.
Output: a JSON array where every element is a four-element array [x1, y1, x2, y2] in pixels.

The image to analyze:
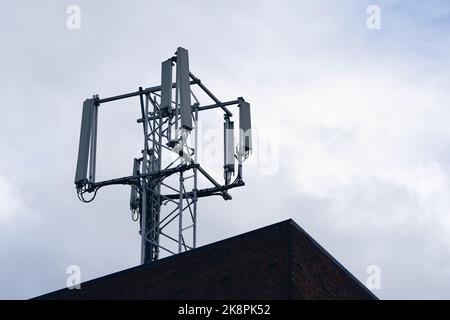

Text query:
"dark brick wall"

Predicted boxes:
[[36, 219, 376, 300], [288, 223, 376, 299]]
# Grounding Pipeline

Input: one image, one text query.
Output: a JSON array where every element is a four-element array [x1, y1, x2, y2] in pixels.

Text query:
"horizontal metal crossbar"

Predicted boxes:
[[163, 180, 244, 200], [88, 163, 199, 191], [96, 80, 200, 104]]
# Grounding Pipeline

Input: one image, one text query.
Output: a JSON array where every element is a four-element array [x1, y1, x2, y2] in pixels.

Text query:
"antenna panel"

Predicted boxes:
[[88, 103, 98, 183], [160, 59, 173, 114], [224, 119, 235, 172], [130, 158, 140, 210], [176, 47, 193, 130], [75, 98, 95, 186], [239, 101, 252, 152]]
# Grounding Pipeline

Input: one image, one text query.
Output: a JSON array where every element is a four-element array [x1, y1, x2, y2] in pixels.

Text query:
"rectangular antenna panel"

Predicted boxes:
[[88, 104, 98, 183], [176, 47, 193, 130], [129, 158, 140, 209], [224, 119, 235, 171], [75, 98, 95, 186], [161, 59, 173, 114], [239, 101, 252, 152]]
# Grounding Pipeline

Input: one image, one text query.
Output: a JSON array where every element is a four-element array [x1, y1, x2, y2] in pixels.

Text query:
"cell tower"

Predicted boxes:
[[74, 47, 252, 264]]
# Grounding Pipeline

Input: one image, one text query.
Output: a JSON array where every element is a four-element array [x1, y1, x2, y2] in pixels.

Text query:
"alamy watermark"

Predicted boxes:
[[366, 5, 381, 30], [166, 121, 280, 176], [366, 265, 381, 290], [66, 5, 81, 30], [66, 265, 81, 290]]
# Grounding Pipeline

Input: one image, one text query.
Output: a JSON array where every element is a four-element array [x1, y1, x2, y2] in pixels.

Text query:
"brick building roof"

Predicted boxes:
[[35, 219, 377, 300]]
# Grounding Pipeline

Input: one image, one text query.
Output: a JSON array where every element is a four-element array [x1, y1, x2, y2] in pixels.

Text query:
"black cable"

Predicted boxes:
[[77, 187, 99, 203]]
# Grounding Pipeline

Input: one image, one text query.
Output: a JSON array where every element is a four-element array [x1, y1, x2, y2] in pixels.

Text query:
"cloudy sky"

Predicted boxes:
[[1, 0, 450, 299]]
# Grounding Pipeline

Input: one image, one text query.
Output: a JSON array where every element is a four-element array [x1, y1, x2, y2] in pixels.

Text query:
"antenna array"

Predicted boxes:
[[75, 47, 252, 264]]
